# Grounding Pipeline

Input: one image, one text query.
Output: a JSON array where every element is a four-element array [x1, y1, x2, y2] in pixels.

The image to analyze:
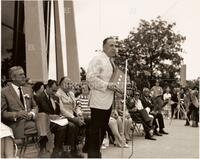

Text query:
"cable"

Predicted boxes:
[[128, 110, 153, 158], [128, 125, 134, 159]]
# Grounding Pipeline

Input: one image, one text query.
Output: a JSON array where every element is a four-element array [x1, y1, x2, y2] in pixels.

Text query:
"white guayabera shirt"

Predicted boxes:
[[87, 52, 114, 110]]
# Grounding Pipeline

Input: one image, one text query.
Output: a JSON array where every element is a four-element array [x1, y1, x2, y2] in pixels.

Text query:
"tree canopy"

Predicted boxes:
[[115, 16, 186, 90]]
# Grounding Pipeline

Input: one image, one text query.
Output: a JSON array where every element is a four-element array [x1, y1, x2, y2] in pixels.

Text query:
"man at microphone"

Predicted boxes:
[[87, 37, 118, 158]]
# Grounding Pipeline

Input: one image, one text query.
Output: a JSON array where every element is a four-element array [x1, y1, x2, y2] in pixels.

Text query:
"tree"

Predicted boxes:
[[115, 16, 186, 90], [186, 79, 199, 90]]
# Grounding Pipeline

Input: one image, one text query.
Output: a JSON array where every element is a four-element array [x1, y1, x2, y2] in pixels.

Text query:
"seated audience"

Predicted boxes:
[[34, 80, 68, 158], [77, 83, 91, 119], [56, 77, 84, 157], [1, 66, 49, 157], [128, 91, 156, 140], [115, 94, 132, 143], [74, 83, 82, 98], [32, 81, 45, 99], [108, 109, 128, 147], [56, 77, 84, 124], [76, 83, 91, 152], [141, 88, 168, 136], [1, 122, 17, 158]]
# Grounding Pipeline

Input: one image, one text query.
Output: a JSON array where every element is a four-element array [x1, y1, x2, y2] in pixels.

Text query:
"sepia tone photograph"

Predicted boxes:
[[1, 0, 199, 158]]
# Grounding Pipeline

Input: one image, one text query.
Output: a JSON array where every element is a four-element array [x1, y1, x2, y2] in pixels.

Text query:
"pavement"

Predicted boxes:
[[20, 119, 199, 158], [102, 119, 199, 158]]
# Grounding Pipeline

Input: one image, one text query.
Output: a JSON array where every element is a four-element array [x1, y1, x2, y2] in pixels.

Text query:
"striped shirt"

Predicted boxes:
[[77, 94, 91, 117]]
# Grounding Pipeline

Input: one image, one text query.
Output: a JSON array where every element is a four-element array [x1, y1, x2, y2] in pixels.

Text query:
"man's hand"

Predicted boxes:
[[107, 82, 117, 91], [71, 117, 85, 127], [26, 112, 33, 120], [16, 111, 29, 120], [49, 114, 60, 120]]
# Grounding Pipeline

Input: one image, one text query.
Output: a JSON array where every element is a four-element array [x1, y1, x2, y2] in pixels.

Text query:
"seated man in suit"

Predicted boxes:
[[141, 88, 168, 135], [35, 80, 83, 158], [34, 80, 68, 157], [1, 66, 49, 156], [128, 91, 156, 140]]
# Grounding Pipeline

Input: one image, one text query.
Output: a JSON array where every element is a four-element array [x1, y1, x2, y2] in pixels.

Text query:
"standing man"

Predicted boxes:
[[87, 37, 118, 158], [151, 80, 164, 113]]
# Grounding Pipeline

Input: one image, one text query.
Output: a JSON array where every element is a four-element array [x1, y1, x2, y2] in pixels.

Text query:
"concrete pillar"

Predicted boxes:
[[24, 1, 48, 82], [54, 1, 64, 82], [64, 0, 80, 82]]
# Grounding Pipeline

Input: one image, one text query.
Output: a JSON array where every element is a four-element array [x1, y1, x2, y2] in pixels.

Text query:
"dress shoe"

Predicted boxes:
[[159, 129, 168, 135], [154, 131, 162, 136], [71, 152, 84, 158], [192, 122, 198, 127], [145, 135, 156, 140], [184, 123, 190, 126], [38, 147, 47, 157], [61, 151, 72, 158], [82, 145, 88, 153], [51, 151, 62, 158]]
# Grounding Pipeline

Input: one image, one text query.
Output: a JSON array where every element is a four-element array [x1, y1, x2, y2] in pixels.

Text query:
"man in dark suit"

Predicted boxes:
[[35, 80, 83, 158], [1, 66, 49, 156], [34, 80, 68, 157], [141, 88, 168, 135]]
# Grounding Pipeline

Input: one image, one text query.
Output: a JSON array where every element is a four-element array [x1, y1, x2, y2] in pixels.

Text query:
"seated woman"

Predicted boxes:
[[115, 94, 132, 142], [76, 82, 91, 153], [108, 109, 129, 148], [1, 122, 17, 158], [56, 77, 85, 157]]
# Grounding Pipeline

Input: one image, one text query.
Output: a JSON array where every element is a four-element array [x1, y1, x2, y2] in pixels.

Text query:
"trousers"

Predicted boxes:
[[88, 107, 112, 158]]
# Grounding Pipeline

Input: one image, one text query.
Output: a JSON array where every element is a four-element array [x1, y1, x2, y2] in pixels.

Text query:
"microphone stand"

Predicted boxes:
[[121, 59, 128, 158]]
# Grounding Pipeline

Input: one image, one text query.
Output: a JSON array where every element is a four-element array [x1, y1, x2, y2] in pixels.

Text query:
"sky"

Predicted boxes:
[[73, 0, 200, 80]]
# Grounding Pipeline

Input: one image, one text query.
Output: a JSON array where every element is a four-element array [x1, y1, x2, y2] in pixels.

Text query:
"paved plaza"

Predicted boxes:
[[102, 119, 199, 158], [21, 119, 199, 158]]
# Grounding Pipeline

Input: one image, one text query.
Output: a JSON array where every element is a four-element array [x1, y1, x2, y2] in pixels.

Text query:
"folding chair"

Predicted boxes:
[[17, 132, 39, 157], [129, 111, 144, 136]]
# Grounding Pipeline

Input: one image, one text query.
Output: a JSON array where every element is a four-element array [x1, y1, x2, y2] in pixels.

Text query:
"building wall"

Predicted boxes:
[[1, 0, 80, 83]]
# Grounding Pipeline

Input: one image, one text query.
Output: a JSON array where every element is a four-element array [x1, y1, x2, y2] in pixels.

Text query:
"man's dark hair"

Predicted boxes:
[[32, 81, 44, 92], [103, 37, 113, 46], [47, 79, 57, 88]]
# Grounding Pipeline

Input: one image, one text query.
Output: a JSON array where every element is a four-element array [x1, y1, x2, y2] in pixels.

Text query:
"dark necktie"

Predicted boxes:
[[18, 87, 24, 106]]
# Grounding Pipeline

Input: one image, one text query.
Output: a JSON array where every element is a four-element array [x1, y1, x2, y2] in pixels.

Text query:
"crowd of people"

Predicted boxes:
[[1, 37, 199, 158]]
